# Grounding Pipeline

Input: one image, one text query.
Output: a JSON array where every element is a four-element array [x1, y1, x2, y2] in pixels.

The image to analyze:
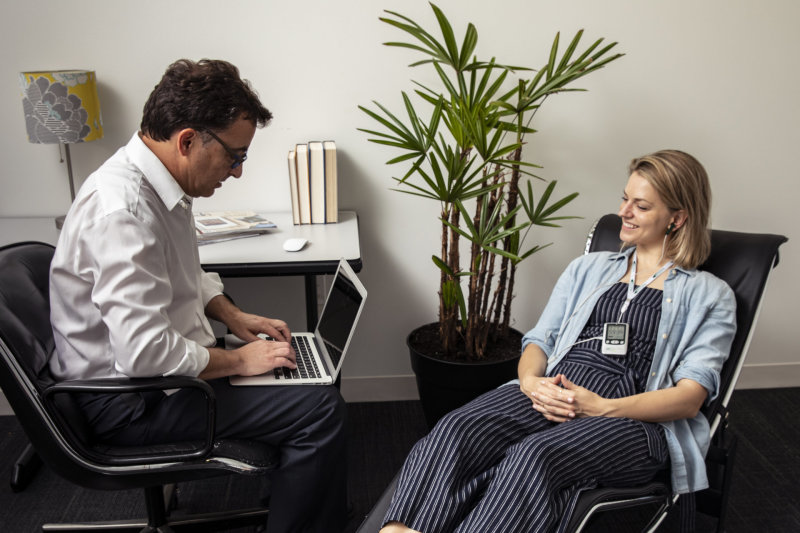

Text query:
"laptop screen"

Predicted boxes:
[[316, 263, 365, 370]]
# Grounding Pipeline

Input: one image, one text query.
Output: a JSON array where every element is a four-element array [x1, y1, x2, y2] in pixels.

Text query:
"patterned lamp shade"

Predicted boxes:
[[19, 70, 103, 145]]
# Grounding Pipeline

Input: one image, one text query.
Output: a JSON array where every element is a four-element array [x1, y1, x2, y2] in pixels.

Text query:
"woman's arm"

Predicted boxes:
[[518, 343, 548, 387], [530, 373, 707, 423], [599, 378, 707, 421]]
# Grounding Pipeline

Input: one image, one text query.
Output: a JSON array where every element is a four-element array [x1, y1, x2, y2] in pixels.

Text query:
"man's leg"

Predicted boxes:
[[77, 381, 347, 533]]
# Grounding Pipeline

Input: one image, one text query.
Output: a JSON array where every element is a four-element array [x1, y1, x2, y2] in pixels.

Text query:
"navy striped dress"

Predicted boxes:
[[384, 283, 670, 533]]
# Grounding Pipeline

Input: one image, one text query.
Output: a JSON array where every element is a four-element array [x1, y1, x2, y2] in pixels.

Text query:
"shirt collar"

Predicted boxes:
[[126, 132, 192, 211], [607, 246, 694, 277]]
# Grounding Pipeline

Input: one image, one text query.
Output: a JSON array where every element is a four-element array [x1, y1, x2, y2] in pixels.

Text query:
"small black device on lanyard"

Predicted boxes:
[[602, 250, 672, 357], [602, 322, 629, 355]]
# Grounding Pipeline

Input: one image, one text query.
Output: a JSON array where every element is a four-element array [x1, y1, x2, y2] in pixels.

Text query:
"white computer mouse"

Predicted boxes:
[[282, 238, 309, 252]]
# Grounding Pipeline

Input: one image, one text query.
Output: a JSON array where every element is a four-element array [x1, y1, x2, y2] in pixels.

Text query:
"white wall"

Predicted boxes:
[[1, 0, 797, 406]]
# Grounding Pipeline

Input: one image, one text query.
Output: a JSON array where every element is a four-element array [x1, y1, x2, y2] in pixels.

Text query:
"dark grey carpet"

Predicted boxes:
[[0, 388, 798, 532]]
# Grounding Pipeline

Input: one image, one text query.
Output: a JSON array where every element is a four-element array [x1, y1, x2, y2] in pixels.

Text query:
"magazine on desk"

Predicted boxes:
[[194, 211, 276, 245]]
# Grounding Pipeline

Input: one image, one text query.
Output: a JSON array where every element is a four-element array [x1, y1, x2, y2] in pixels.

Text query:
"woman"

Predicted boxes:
[[381, 150, 736, 533]]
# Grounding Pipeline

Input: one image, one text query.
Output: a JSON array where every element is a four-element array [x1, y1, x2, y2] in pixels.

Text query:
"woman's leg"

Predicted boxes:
[[455, 416, 668, 533], [383, 385, 554, 533]]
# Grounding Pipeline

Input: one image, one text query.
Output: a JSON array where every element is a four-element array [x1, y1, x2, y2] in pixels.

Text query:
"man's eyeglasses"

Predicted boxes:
[[203, 130, 247, 169]]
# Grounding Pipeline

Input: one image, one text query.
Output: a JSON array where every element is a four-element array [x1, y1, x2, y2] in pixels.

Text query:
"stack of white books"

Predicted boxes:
[[288, 140, 338, 224]]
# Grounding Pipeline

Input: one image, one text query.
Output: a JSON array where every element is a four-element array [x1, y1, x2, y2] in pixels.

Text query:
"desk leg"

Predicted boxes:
[[304, 274, 318, 330]]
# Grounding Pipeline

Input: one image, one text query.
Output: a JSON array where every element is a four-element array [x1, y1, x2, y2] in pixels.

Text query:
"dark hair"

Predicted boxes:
[[140, 59, 272, 141], [628, 149, 712, 269]]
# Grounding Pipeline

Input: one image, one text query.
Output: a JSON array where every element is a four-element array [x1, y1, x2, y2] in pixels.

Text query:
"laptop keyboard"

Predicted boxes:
[[274, 336, 323, 380]]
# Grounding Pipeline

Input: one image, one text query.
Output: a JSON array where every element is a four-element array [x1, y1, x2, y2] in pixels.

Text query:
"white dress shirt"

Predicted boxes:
[[49, 132, 224, 380]]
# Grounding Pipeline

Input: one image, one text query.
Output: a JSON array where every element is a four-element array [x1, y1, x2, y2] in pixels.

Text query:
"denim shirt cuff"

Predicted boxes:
[[673, 365, 720, 402]]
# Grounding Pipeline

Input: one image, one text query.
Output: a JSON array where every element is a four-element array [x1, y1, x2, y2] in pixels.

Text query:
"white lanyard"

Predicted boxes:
[[618, 250, 673, 319]]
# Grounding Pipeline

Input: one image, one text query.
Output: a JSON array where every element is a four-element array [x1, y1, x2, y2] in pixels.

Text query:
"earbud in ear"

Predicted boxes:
[[665, 222, 676, 236]]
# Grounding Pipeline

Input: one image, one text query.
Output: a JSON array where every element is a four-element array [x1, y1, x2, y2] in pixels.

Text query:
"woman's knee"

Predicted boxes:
[[434, 387, 524, 436], [431, 403, 486, 438]]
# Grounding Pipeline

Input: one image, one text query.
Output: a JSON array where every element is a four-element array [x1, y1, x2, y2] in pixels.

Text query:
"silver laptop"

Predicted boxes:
[[229, 258, 367, 386]]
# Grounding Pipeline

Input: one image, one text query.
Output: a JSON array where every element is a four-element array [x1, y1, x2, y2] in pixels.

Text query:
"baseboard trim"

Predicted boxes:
[[735, 362, 800, 389], [341, 375, 419, 403]]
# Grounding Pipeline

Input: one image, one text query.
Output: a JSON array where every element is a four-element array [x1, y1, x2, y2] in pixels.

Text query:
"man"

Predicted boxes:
[[49, 59, 347, 533]]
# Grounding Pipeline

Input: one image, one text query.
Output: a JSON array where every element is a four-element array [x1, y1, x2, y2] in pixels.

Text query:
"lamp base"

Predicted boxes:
[[55, 215, 66, 230]]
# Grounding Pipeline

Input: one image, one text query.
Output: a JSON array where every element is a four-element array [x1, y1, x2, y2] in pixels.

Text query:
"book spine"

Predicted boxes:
[[323, 140, 338, 223], [288, 149, 300, 225], [295, 143, 312, 224], [308, 141, 326, 224]]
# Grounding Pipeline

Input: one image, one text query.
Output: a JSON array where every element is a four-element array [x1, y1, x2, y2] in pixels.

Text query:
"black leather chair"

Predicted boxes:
[[355, 215, 787, 533], [0, 241, 278, 532], [564, 214, 787, 532]]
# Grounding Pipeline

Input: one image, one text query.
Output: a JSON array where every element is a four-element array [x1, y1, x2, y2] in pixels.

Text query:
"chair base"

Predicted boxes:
[[42, 507, 269, 532], [42, 485, 269, 533], [565, 482, 673, 533], [355, 475, 675, 533], [10, 442, 41, 492]]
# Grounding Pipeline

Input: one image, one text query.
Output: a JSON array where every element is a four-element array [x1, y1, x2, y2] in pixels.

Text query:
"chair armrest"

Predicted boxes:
[[45, 375, 214, 395], [42, 376, 216, 466]]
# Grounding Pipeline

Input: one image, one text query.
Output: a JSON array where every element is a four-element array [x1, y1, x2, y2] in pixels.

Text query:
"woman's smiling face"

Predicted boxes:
[[618, 171, 677, 251]]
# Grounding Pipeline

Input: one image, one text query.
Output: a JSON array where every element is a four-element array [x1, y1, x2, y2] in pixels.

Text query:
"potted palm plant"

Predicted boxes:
[[359, 3, 623, 427]]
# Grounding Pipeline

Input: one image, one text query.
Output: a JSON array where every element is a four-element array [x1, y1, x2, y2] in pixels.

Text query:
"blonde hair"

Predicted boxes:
[[628, 150, 711, 269]]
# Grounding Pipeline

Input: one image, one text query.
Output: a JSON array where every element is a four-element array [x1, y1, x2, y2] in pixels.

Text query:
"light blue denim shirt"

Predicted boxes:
[[520, 248, 736, 494]]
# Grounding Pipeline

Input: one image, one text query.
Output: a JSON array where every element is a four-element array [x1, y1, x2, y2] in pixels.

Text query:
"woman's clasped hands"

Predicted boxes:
[[520, 374, 606, 423]]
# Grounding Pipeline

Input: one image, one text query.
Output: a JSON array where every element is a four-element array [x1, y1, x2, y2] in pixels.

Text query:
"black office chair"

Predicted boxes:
[[564, 214, 787, 532], [0, 241, 278, 532], [355, 215, 787, 533]]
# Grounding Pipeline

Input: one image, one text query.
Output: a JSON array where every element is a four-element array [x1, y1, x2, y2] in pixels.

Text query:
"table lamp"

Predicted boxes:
[[19, 69, 103, 228]]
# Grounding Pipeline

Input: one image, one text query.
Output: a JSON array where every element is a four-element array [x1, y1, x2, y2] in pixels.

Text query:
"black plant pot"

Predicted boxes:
[[408, 324, 522, 429]]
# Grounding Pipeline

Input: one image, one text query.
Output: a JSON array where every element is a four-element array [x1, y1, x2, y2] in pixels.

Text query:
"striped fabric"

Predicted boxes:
[[384, 283, 669, 533], [553, 283, 662, 397]]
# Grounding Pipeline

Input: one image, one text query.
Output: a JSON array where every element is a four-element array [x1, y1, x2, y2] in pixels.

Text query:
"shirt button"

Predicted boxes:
[[666, 298, 672, 303], [651, 371, 657, 377], [662, 333, 668, 339]]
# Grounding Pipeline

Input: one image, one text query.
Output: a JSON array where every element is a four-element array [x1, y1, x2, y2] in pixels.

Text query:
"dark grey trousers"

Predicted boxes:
[[76, 379, 348, 533]]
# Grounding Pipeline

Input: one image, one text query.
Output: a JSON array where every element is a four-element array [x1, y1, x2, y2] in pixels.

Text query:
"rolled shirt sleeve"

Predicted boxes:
[[201, 271, 224, 307], [663, 273, 737, 403]]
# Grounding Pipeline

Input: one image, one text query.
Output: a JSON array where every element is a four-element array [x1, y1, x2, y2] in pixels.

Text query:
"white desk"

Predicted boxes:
[[199, 211, 361, 276], [0, 217, 62, 247], [0, 211, 362, 329]]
